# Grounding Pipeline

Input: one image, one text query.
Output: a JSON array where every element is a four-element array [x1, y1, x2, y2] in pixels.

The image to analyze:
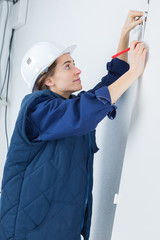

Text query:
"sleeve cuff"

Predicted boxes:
[[107, 58, 129, 75], [95, 86, 117, 120]]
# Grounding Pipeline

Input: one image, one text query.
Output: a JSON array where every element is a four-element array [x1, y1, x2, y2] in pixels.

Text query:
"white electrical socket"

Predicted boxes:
[[9, 0, 29, 29]]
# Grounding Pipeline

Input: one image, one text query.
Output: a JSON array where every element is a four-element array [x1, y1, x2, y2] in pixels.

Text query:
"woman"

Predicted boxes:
[[0, 10, 147, 240]]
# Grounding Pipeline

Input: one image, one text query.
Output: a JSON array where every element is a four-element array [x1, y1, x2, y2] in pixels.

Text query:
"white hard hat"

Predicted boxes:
[[21, 41, 76, 91]]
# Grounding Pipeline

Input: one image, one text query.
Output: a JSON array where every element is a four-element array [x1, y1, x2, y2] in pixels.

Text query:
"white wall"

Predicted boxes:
[[0, 0, 12, 188], [0, 0, 146, 239], [111, 1, 160, 239]]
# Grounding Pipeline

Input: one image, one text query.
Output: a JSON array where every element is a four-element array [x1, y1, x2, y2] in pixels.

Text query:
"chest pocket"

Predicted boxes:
[[90, 130, 99, 153]]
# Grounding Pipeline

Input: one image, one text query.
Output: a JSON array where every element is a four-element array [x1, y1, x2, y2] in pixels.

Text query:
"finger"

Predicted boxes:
[[136, 44, 146, 55], [132, 18, 143, 28], [130, 40, 139, 50], [129, 10, 143, 17], [141, 48, 147, 61], [142, 47, 147, 56], [136, 18, 143, 25], [134, 43, 142, 53], [135, 42, 143, 49], [135, 42, 141, 50]]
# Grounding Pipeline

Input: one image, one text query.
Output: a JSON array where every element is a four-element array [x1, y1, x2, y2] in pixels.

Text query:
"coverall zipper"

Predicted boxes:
[[80, 133, 91, 240]]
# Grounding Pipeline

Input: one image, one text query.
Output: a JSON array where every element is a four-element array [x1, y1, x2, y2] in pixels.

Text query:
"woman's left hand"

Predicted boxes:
[[122, 10, 144, 35], [116, 10, 144, 62]]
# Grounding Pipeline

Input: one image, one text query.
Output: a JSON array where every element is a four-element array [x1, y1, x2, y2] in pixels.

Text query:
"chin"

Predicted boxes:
[[77, 85, 83, 91], [72, 85, 83, 94]]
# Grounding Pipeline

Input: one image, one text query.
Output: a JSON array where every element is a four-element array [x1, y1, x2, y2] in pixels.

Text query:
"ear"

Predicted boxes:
[[45, 77, 55, 87]]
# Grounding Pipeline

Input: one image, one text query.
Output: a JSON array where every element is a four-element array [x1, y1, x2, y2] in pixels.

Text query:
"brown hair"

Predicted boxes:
[[33, 59, 58, 92]]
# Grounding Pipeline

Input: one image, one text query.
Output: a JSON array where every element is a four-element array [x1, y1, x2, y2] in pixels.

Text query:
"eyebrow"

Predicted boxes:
[[62, 60, 75, 66]]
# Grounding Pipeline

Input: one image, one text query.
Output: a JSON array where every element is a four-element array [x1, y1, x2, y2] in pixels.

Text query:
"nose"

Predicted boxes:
[[74, 66, 81, 75]]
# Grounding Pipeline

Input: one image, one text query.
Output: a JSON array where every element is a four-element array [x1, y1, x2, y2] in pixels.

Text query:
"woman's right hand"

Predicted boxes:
[[129, 40, 147, 78]]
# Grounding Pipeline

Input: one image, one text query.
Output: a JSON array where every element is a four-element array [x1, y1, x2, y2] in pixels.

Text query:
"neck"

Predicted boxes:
[[50, 88, 71, 99]]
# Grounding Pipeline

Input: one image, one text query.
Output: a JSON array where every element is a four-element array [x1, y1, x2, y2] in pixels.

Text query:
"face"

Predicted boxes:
[[46, 53, 82, 98]]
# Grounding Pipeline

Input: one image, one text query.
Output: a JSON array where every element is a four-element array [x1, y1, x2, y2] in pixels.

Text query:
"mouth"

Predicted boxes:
[[73, 78, 81, 82]]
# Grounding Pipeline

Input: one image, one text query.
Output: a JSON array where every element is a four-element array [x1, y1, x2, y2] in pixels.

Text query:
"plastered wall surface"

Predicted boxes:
[[0, 1, 12, 189], [0, 1, 146, 239], [111, 1, 160, 240]]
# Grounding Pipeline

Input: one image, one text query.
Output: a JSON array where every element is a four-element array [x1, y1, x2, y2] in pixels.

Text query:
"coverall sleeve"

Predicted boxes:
[[26, 86, 116, 141], [26, 58, 129, 142], [87, 57, 130, 93]]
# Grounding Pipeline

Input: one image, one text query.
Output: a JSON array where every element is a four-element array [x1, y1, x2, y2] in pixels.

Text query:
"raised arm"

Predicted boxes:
[[116, 10, 143, 63], [108, 40, 147, 104]]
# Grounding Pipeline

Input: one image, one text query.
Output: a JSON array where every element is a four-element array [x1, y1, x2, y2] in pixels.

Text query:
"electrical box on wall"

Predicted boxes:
[[9, 0, 29, 29]]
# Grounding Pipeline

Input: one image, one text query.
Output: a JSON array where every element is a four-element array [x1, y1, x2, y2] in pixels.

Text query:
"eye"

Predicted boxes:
[[65, 64, 70, 70]]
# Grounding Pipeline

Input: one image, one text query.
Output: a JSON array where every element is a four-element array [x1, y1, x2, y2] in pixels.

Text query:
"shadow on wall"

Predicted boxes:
[[129, 45, 150, 134], [91, 89, 135, 240]]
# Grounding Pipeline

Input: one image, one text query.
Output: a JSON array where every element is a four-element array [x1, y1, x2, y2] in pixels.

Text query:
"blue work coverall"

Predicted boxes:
[[0, 58, 129, 240]]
